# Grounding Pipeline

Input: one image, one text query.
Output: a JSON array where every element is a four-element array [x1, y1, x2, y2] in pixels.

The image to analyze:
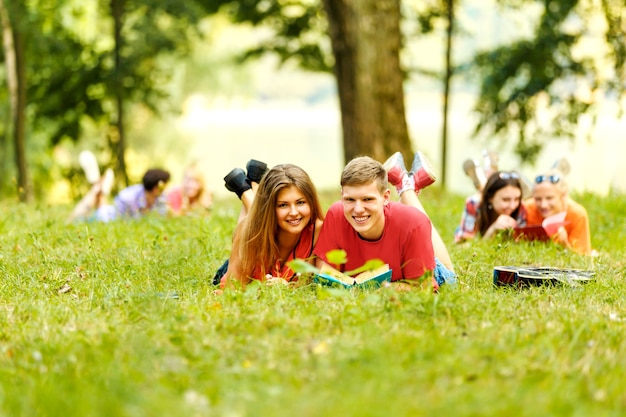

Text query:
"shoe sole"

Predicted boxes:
[[246, 159, 268, 183], [412, 152, 436, 191], [224, 168, 251, 196], [463, 159, 485, 191], [413, 152, 437, 192], [383, 152, 407, 186]]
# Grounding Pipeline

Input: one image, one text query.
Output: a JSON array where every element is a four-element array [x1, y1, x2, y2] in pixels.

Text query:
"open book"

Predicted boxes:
[[314, 263, 392, 288], [513, 211, 567, 242]]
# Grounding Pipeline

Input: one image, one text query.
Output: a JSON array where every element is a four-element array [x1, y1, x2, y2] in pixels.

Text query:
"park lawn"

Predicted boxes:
[[0, 189, 625, 417]]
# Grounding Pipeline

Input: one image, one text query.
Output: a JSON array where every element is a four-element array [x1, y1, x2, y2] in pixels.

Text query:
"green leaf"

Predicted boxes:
[[345, 259, 385, 277], [326, 249, 347, 265], [287, 259, 319, 275]]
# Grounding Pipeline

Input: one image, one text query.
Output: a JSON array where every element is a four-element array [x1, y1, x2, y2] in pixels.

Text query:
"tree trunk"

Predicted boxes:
[[111, 0, 128, 186], [0, 0, 30, 202], [13, 20, 28, 201], [322, 0, 413, 165], [441, 0, 455, 187]]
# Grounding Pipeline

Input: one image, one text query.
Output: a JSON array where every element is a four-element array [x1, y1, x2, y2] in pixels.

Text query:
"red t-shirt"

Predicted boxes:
[[313, 201, 435, 282]]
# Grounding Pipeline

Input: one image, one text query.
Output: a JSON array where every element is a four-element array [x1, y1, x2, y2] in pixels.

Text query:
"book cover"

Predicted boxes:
[[513, 211, 567, 242], [314, 263, 392, 288]]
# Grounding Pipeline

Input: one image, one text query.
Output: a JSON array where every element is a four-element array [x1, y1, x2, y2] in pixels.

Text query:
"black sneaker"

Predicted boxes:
[[246, 159, 268, 184], [224, 168, 251, 198]]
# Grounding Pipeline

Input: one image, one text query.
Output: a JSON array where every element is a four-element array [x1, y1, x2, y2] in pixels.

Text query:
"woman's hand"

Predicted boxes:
[[484, 214, 518, 238], [551, 226, 570, 247], [265, 275, 289, 286]]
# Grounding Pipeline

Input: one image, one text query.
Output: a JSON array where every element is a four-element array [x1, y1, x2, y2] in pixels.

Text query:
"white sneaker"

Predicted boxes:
[[79, 150, 100, 184]]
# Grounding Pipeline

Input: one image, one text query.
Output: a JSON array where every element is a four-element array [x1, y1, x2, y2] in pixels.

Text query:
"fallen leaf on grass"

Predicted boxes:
[[57, 284, 72, 294], [75, 266, 87, 280]]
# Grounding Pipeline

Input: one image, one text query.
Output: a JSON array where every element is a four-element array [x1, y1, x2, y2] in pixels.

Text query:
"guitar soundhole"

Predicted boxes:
[[494, 268, 517, 285]]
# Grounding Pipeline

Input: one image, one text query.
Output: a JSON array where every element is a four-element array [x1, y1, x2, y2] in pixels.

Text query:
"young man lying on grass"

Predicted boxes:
[[313, 155, 456, 291]]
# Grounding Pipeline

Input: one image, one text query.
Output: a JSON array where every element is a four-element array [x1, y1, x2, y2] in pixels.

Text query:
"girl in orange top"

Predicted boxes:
[[524, 160, 592, 255]]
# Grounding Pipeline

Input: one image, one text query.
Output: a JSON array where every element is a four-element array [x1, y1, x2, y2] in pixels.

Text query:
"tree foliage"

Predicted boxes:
[[472, 0, 626, 163], [0, 0, 214, 197], [216, 0, 332, 72], [206, 0, 414, 163], [4, 0, 624, 200]]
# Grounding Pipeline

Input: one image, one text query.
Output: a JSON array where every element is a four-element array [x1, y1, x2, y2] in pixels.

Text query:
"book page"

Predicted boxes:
[[353, 264, 390, 284], [319, 263, 355, 285]]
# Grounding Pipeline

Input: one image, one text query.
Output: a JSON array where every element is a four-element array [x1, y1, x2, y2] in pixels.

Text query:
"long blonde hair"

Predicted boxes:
[[181, 163, 211, 210], [237, 164, 324, 278]]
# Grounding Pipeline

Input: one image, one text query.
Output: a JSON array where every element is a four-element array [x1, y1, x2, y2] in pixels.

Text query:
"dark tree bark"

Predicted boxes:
[[110, 0, 129, 186], [322, 0, 413, 164], [0, 0, 31, 202], [440, 0, 455, 187]]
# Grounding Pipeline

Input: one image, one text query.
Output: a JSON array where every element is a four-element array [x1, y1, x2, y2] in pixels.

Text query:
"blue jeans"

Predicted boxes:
[[434, 257, 457, 286], [212, 259, 229, 285]]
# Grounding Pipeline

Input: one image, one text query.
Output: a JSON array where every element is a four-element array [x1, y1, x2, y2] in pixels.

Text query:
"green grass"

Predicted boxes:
[[1, 189, 625, 417]]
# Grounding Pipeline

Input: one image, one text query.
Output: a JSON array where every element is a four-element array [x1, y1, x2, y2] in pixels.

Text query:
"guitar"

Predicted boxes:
[[493, 266, 595, 287]]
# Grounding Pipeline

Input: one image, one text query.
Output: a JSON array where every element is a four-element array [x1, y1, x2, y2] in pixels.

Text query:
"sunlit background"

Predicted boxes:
[[32, 0, 626, 203]]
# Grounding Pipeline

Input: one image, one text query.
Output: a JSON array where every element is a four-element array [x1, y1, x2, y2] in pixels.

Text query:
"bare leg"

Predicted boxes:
[[399, 190, 454, 272], [68, 183, 102, 223], [237, 185, 257, 223]]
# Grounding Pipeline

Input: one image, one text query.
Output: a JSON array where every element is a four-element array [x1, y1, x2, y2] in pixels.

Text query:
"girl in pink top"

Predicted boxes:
[[166, 163, 212, 216]]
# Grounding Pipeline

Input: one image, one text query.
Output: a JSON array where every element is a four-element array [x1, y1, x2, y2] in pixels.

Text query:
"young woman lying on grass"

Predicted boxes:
[[213, 162, 325, 288], [166, 162, 212, 216], [524, 159, 593, 255], [455, 171, 527, 242]]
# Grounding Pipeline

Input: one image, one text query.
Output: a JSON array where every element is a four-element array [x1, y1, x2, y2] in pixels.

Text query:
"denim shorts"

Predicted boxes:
[[434, 257, 457, 286]]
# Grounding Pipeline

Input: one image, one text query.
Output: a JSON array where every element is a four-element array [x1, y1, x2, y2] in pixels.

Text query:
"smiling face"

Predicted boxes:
[[489, 185, 522, 217], [341, 180, 390, 241], [533, 182, 566, 218], [274, 185, 312, 235]]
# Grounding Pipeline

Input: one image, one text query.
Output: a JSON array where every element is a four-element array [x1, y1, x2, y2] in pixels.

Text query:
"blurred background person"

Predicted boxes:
[[524, 159, 593, 255], [69, 165, 170, 223], [166, 162, 212, 216], [455, 171, 527, 242]]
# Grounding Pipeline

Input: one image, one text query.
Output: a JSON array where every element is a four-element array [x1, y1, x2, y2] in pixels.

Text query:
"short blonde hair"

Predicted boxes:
[[533, 167, 568, 194], [341, 156, 388, 194]]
